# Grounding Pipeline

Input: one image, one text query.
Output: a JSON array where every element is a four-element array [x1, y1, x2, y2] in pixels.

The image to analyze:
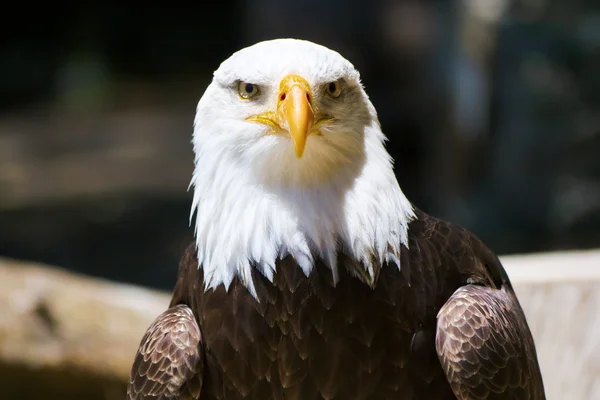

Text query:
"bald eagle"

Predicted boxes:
[[127, 39, 545, 399]]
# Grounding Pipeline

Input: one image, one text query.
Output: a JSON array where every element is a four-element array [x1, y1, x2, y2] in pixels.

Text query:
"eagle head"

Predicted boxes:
[[190, 39, 414, 296], [191, 38, 381, 187]]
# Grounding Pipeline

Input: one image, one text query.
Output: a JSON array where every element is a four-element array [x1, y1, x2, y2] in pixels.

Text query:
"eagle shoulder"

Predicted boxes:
[[435, 282, 546, 399], [407, 209, 545, 398], [127, 304, 203, 400]]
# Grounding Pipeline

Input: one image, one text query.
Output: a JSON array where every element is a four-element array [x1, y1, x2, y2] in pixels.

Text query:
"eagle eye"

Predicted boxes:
[[237, 81, 259, 99], [325, 79, 343, 98]]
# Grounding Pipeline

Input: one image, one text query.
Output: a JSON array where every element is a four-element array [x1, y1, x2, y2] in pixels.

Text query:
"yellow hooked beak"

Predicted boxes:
[[247, 74, 314, 158], [276, 75, 314, 158]]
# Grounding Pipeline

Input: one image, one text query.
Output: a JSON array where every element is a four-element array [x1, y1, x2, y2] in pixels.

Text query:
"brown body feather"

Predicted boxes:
[[127, 209, 545, 399]]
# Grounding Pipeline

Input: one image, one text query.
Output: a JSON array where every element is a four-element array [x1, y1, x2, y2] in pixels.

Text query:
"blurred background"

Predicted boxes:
[[0, 0, 599, 398], [2, 0, 600, 290]]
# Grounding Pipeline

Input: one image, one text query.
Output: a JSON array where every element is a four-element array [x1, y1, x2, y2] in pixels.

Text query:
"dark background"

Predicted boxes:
[[1, 0, 599, 292]]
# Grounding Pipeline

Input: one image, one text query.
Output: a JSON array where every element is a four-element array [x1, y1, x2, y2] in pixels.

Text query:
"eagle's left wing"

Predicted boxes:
[[127, 304, 203, 400], [435, 284, 545, 400]]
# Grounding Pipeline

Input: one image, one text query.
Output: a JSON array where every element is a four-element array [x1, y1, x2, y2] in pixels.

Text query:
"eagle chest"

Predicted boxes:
[[196, 257, 449, 399]]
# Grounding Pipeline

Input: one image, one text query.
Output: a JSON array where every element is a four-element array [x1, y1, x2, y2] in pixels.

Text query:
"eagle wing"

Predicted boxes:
[[435, 284, 545, 400], [127, 304, 203, 400]]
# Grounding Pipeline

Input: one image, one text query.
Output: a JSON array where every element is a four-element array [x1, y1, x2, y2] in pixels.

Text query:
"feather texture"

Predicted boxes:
[[436, 285, 545, 399], [127, 209, 545, 399], [127, 305, 203, 400]]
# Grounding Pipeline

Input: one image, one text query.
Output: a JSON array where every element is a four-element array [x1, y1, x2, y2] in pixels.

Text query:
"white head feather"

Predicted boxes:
[[190, 39, 415, 297]]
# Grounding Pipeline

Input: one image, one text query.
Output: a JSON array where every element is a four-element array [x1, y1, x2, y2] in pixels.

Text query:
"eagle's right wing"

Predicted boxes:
[[127, 304, 203, 400]]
